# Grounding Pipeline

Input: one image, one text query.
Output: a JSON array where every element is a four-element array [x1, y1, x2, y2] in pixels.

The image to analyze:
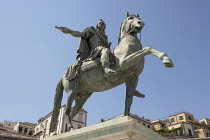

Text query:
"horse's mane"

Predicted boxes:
[[118, 21, 126, 45]]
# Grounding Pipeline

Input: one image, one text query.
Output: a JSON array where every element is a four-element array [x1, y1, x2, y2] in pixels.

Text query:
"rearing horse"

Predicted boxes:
[[50, 13, 174, 133]]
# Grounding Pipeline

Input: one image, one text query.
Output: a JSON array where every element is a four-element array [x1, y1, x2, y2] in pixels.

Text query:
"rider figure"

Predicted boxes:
[[56, 19, 116, 78]]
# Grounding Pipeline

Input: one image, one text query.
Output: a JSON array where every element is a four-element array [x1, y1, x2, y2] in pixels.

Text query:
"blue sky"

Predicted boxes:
[[0, 0, 210, 126]]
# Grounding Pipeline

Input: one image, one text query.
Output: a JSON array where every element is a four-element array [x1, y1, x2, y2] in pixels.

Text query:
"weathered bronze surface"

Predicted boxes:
[[50, 13, 174, 133]]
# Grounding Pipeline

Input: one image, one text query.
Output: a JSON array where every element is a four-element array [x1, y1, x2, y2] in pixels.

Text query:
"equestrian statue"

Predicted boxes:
[[49, 12, 174, 133]]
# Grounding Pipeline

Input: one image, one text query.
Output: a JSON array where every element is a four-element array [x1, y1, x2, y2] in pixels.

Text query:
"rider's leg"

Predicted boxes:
[[100, 48, 116, 74]]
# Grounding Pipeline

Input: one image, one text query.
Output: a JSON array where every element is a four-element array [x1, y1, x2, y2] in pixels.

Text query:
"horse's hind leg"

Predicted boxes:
[[64, 79, 79, 132], [70, 93, 93, 123], [124, 76, 139, 116]]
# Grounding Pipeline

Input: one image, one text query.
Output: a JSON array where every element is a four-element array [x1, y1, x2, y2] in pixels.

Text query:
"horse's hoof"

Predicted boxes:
[[134, 90, 145, 98], [52, 133, 57, 136], [163, 58, 174, 68]]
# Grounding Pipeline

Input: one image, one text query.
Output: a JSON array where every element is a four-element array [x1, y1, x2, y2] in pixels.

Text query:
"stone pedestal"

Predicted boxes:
[[42, 116, 166, 140]]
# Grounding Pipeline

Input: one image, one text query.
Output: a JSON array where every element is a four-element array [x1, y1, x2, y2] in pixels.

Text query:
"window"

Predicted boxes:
[[170, 118, 175, 122], [148, 125, 150, 129], [19, 127, 23, 133], [36, 128, 39, 133], [188, 129, 192, 136], [45, 120, 48, 128], [29, 131, 33, 135], [195, 132, 199, 138], [188, 116, 192, 120], [177, 129, 180, 136], [78, 125, 82, 129], [179, 116, 184, 120], [169, 131, 172, 136], [200, 121, 206, 125], [78, 113, 83, 122], [24, 128, 28, 134]]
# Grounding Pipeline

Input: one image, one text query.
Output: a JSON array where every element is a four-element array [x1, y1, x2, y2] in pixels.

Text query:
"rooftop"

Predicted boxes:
[[169, 111, 193, 117]]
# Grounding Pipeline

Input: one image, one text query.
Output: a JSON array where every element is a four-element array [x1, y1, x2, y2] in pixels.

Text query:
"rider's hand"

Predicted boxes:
[[55, 26, 72, 34]]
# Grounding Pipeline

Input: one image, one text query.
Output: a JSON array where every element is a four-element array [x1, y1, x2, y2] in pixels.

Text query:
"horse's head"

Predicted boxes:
[[118, 12, 145, 44]]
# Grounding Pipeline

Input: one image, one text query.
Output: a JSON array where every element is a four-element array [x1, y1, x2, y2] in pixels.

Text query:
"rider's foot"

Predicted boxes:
[[104, 68, 117, 77], [105, 68, 116, 73]]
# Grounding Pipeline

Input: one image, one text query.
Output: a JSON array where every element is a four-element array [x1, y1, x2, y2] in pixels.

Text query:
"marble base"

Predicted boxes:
[[42, 116, 166, 140]]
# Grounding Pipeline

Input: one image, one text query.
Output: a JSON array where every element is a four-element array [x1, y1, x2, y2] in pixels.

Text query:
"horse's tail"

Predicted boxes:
[[49, 79, 64, 133]]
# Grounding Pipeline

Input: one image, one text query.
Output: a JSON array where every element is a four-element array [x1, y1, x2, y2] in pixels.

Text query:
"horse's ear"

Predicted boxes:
[[126, 12, 130, 17], [137, 14, 139, 17]]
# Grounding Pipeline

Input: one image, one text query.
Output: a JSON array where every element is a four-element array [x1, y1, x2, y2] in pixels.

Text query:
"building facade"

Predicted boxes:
[[2, 121, 17, 129], [168, 112, 195, 125], [151, 112, 210, 139], [194, 118, 210, 138], [0, 121, 36, 139], [33, 105, 87, 139], [13, 122, 35, 136]]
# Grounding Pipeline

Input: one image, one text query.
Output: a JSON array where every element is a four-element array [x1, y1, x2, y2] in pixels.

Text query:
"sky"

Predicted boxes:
[[0, 0, 210, 126]]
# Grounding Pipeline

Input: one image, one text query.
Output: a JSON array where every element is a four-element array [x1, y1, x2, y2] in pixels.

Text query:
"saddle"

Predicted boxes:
[[65, 51, 115, 81]]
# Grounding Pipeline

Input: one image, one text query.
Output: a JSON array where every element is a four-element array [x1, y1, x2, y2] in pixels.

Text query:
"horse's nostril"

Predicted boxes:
[[138, 21, 141, 24]]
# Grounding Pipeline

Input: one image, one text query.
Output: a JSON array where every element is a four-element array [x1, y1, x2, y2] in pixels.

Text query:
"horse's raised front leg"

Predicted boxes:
[[124, 76, 139, 116], [120, 47, 174, 70], [144, 47, 174, 68]]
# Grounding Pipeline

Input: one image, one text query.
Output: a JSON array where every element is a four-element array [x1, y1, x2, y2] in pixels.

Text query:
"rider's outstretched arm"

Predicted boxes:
[[55, 26, 86, 38], [68, 30, 86, 38]]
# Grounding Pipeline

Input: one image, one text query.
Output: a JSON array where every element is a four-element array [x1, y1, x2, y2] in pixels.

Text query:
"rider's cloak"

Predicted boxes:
[[65, 26, 108, 81]]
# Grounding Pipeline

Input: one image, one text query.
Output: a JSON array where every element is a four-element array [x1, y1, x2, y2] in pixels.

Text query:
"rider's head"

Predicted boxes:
[[96, 19, 106, 33]]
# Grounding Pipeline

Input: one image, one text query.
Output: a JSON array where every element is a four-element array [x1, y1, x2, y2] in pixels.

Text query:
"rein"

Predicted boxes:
[[125, 27, 142, 42], [140, 31, 141, 41]]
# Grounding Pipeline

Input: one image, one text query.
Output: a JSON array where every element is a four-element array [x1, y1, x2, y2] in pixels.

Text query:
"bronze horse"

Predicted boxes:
[[50, 13, 174, 132]]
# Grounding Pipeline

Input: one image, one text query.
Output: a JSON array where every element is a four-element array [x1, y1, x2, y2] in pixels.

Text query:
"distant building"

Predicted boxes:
[[167, 112, 195, 137], [2, 120, 17, 129], [151, 112, 210, 139], [194, 118, 210, 138], [33, 105, 87, 139], [13, 122, 35, 136], [198, 118, 210, 125], [0, 120, 36, 139], [168, 112, 195, 125], [151, 120, 166, 132]]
